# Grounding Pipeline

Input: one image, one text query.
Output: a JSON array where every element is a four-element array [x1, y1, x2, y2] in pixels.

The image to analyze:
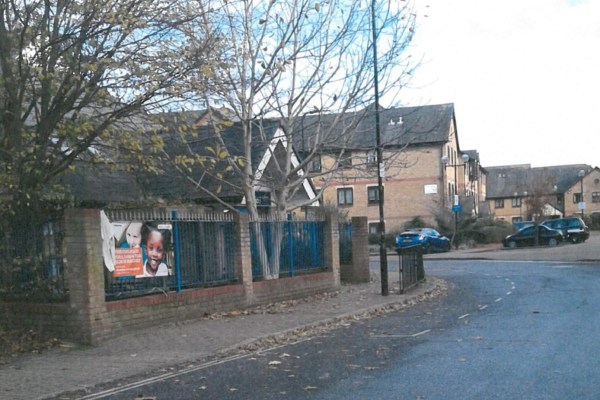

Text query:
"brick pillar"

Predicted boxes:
[[234, 214, 254, 304], [324, 213, 341, 287], [349, 216, 370, 283], [63, 209, 108, 345]]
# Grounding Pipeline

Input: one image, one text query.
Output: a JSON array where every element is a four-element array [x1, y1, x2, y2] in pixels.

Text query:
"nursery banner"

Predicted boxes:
[[101, 212, 173, 279], [113, 247, 144, 277]]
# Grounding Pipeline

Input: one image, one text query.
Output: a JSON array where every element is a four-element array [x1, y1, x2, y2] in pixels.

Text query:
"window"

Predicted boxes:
[[512, 217, 522, 223], [495, 199, 504, 209], [255, 191, 271, 206], [369, 222, 381, 235], [573, 193, 583, 203], [337, 188, 353, 206], [593, 192, 600, 203], [512, 197, 521, 208], [308, 156, 321, 172], [521, 226, 535, 236], [338, 153, 352, 169], [367, 186, 382, 204], [366, 150, 377, 165]]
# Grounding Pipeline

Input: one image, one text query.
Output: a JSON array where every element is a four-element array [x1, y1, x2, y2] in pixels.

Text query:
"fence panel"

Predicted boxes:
[[397, 246, 426, 294], [104, 210, 236, 300], [251, 217, 326, 279], [338, 222, 352, 265], [176, 220, 237, 289], [0, 213, 66, 301]]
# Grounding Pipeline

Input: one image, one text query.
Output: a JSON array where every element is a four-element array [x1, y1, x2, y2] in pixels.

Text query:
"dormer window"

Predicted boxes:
[[308, 156, 321, 172], [366, 150, 377, 165], [338, 153, 352, 169]]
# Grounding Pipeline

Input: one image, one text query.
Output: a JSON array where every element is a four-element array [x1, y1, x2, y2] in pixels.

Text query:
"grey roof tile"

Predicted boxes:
[[486, 164, 592, 198]]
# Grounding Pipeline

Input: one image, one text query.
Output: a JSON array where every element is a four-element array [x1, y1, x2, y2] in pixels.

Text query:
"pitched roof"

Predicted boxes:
[[60, 162, 147, 206], [142, 119, 283, 203], [59, 117, 318, 207], [291, 103, 456, 152], [486, 164, 592, 198]]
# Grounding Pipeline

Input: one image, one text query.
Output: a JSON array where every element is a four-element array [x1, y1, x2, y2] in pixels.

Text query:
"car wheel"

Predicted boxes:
[[422, 243, 431, 254], [508, 241, 517, 249], [570, 236, 579, 244], [548, 238, 558, 247]]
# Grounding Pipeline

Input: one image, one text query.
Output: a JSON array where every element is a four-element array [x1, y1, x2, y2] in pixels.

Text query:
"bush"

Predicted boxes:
[[403, 216, 427, 230], [463, 218, 513, 244], [369, 227, 404, 249]]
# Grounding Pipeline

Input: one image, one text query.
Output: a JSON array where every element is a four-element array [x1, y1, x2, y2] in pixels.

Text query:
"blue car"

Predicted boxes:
[[395, 228, 451, 253]]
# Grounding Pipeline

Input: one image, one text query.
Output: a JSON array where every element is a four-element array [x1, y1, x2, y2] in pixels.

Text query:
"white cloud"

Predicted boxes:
[[401, 0, 600, 167]]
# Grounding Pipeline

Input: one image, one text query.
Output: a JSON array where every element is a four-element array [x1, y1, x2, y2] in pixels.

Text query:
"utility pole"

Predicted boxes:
[[371, 0, 388, 296]]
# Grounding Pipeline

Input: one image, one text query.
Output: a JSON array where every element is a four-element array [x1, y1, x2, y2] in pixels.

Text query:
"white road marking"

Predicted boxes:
[[479, 305, 488, 311], [371, 329, 432, 339], [459, 313, 470, 319], [495, 298, 503, 302], [506, 291, 512, 295], [78, 339, 313, 399], [411, 329, 431, 337]]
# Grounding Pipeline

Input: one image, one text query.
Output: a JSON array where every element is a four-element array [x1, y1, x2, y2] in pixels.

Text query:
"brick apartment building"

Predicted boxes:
[[486, 164, 600, 224], [297, 103, 485, 233]]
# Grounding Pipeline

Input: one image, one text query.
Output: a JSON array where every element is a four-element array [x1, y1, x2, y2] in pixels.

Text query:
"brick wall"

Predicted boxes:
[[1, 209, 342, 345], [340, 217, 370, 283], [253, 272, 335, 304], [0, 302, 72, 339], [316, 146, 446, 231], [565, 169, 600, 217]]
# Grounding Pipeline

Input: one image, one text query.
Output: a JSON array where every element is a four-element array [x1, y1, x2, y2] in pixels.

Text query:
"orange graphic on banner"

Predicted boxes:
[[114, 248, 143, 277]]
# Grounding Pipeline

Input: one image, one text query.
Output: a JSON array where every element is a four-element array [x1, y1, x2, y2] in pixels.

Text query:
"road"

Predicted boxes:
[[93, 250, 600, 399]]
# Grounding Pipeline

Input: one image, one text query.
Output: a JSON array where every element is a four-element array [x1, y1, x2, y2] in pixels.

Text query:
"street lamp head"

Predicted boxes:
[[461, 154, 470, 164], [441, 155, 449, 166], [578, 169, 586, 178]]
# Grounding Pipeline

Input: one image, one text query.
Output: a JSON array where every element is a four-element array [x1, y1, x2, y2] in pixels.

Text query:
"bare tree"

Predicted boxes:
[[166, 0, 419, 278], [520, 169, 557, 246]]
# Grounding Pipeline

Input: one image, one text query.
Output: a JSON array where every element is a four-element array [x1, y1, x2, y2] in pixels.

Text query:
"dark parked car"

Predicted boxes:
[[541, 217, 589, 243], [503, 225, 564, 248], [395, 228, 451, 253], [512, 221, 534, 230]]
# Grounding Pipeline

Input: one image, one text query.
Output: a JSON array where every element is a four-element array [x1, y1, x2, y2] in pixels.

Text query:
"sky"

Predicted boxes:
[[400, 0, 600, 168]]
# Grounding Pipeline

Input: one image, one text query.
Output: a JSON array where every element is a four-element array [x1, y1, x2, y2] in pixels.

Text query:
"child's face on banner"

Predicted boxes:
[[126, 222, 143, 247], [146, 231, 164, 269]]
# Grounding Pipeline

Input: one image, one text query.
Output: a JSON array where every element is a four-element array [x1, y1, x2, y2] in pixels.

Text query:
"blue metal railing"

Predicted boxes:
[[0, 214, 66, 300], [338, 222, 352, 265], [251, 218, 326, 279], [104, 210, 237, 300]]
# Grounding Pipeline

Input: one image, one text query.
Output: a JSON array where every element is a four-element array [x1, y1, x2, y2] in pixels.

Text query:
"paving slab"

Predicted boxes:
[[0, 274, 445, 400]]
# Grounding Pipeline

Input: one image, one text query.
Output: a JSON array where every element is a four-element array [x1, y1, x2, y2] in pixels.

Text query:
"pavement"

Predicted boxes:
[[0, 273, 446, 400], [426, 230, 600, 262], [2, 232, 598, 400]]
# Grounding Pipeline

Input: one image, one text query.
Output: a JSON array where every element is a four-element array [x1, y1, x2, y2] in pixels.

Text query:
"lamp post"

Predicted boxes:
[[514, 191, 521, 220], [578, 169, 586, 218], [442, 153, 470, 249]]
